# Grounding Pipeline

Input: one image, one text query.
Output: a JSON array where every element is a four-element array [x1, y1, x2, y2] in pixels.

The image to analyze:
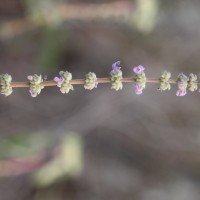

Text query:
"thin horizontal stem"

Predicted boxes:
[[10, 77, 178, 88]]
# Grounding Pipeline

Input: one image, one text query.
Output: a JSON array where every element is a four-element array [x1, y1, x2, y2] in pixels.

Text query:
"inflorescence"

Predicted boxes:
[[0, 61, 199, 97]]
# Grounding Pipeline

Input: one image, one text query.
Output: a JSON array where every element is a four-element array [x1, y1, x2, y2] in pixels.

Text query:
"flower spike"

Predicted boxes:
[[0, 62, 199, 97]]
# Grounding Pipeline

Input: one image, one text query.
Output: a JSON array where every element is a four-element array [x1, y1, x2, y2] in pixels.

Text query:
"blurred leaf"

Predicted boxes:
[[25, 0, 62, 25], [33, 133, 83, 187], [131, 0, 159, 34], [0, 132, 54, 159]]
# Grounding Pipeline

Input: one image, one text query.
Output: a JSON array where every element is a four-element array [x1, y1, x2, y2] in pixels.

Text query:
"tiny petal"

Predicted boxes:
[[54, 77, 62, 82], [31, 93, 37, 97], [134, 82, 140, 88], [27, 75, 33, 81], [133, 65, 145, 74], [178, 81, 184, 86], [110, 61, 121, 75], [135, 89, 143, 95], [176, 89, 187, 96], [29, 90, 37, 97], [112, 61, 121, 70], [133, 82, 143, 95]]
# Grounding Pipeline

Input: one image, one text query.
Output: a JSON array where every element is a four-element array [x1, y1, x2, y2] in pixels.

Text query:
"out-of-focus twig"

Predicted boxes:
[[0, 1, 135, 40]]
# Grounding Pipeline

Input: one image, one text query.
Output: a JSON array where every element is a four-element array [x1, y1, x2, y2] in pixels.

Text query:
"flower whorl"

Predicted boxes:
[[176, 73, 188, 96], [188, 73, 198, 92], [0, 74, 13, 96], [28, 74, 44, 97], [159, 71, 171, 91], [110, 61, 123, 91], [54, 71, 73, 94], [84, 72, 98, 90], [133, 65, 146, 95]]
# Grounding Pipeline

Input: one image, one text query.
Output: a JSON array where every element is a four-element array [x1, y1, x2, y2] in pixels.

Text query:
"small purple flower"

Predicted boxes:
[[29, 89, 37, 97], [54, 77, 64, 83], [176, 89, 187, 96], [134, 82, 143, 95], [178, 81, 184, 86], [27, 75, 33, 81], [110, 61, 121, 74], [133, 65, 145, 74], [135, 89, 143, 95]]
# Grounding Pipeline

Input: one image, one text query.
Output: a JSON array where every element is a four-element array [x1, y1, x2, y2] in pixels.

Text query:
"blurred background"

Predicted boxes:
[[1, 0, 200, 199]]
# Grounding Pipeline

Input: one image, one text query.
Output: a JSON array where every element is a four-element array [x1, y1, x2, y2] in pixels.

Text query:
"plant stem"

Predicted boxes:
[[10, 77, 178, 88]]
